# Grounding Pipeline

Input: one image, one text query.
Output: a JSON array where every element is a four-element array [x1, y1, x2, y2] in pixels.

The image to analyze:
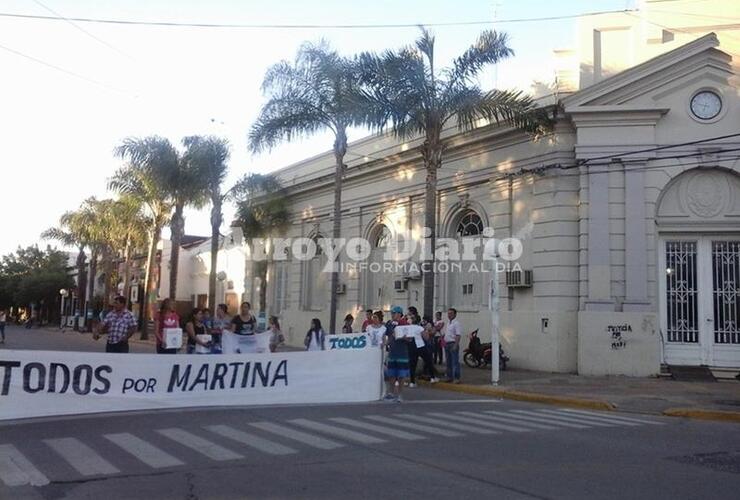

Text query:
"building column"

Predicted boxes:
[[623, 163, 651, 311], [585, 168, 614, 311]]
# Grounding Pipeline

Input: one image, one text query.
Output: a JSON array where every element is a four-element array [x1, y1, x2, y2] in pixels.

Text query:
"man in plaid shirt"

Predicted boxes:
[[94, 296, 137, 353]]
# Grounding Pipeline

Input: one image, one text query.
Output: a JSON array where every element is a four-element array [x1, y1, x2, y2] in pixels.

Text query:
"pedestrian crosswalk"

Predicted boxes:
[[0, 408, 667, 489]]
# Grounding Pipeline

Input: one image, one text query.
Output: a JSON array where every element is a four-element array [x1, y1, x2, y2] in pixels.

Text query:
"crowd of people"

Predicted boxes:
[[93, 296, 464, 400], [94, 297, 285, 354]]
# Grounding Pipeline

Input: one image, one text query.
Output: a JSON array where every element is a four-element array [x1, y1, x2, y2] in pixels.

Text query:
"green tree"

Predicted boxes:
[[110, 136, 179, 335], [106, 196, 150, 306], [0, 245, 73, 323], [235, 174, 290, 313], [181, 135, 231, 307], [168, 140, 210, 301], [249, 41, 370, 333], [42, 198, 107, 322], [360, 29, 550, 318]]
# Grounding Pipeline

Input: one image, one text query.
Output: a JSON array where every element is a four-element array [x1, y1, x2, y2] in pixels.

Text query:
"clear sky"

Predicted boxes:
[[0, 0, 630, 256]]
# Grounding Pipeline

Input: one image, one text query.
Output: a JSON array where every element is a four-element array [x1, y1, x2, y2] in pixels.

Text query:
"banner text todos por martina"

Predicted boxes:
[[0, 348, 383, 420]]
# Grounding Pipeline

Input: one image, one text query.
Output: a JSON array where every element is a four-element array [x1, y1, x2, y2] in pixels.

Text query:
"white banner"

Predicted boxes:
[[0, 348, 383, 421], [221, 331, 271, 354]]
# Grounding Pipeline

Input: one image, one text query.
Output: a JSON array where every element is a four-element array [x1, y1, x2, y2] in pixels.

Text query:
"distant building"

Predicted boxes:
[[159, 230, 247, 317]]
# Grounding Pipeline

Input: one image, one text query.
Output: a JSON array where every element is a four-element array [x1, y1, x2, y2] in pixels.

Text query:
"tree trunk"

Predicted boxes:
[[209, 198, 222, 307], [329, 128, 347, 335], [74, 247, 87, 332], [87, 248, 98, 329], [102, 247, 113, 307], [169, 203, 185, 300], [258, 260, 268, 314], [142, 222, 162, 339], [422, 138, 442, 321], [122, 238, 132, 306]]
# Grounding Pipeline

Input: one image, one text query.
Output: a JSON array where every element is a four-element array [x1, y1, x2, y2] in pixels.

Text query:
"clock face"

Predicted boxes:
[[690, 90, 722, 120]]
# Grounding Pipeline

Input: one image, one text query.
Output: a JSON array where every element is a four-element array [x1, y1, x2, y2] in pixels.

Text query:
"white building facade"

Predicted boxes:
[[246, 33, 739, 377]]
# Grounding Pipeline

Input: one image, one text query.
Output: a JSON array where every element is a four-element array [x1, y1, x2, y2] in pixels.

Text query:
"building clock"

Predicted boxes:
[[690, 90, 722, 120]]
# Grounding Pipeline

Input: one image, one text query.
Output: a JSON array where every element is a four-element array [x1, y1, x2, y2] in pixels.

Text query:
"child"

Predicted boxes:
[[268, 316, 285, 353], [304, 318, 325, 351]]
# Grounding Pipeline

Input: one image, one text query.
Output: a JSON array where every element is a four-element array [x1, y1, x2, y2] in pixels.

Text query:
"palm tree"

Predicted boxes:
[[168, 142, 209, 301], [249, 41, 369, 334], [360, 28, 550, 319], [41, 198, 103, 327], [110, 136, 179, 335], [107, 196, 150, 306], [181, 135, 231, 307], [93, 196, 150, 305], [235, 174, 290, 313]]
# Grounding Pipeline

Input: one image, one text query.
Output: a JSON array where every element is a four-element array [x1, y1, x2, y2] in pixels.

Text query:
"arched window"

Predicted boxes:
[[456, 212, 484, 237], [448, 209, 486, 310], [375, 225, 392, 248], [364, 224, 394, 310], [302, 234, 328, 310]]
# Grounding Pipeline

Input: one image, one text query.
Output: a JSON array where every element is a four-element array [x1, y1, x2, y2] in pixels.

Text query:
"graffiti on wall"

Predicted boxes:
[[607, 324, 631, 350]]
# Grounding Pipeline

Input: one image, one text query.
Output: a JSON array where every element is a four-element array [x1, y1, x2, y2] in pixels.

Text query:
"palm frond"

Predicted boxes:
[[249, 96, 332, 153], [446, 88, 548, 134], [446, 30, 513, 86]]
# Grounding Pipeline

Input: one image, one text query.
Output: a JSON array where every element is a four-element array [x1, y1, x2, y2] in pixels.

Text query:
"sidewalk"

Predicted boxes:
[[424, 364, 740, 422]]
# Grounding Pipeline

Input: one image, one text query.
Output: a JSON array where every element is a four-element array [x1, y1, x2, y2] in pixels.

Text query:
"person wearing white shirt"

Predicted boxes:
[[444, 308, 462, 383]]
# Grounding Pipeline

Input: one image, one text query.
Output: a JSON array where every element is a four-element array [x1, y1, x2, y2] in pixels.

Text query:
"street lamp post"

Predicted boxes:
[[489, 270, 500, 386], [59, 289, 69, 329]]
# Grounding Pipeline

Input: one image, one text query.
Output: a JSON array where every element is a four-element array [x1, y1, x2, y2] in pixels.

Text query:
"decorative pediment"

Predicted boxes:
[[657, 167, 740, 227], [562, 33, 730, 110]]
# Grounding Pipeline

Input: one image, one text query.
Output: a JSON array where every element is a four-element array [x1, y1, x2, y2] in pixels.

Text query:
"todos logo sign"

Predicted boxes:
[[328, 334, 367, 350]]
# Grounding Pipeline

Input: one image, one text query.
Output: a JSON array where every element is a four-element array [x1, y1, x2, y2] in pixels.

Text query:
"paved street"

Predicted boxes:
[[1, 388, 739, 500], [0, 324, 153, 354], [2, 324, 740, 499]]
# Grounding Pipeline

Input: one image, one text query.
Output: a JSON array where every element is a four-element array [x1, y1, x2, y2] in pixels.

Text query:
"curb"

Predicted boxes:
[[663, 408, 740, 423], [420, 381, 615, 411]]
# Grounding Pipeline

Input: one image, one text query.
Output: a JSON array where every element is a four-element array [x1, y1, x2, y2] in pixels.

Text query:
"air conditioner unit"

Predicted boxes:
[[335, 283, 347, 294], [394, 279, 407, 292], [506, 269, 533, 288]]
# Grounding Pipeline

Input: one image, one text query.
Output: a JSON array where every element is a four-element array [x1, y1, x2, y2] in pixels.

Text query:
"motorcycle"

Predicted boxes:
[[463, 329, 509, 370]]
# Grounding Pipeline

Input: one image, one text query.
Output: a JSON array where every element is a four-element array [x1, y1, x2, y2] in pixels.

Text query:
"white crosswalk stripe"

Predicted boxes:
[[329, 417, 425, 440], [0, 444, 49, 487], [104, 433, 184, 468], [483, 411, 560, 430], [289, 419, 387, 444], [250, 422, 344, 450], [363, 415, 464, 437], [451, 412, 533, 433], [205, 425, 297, 455], [509, 410, 591, 429], [561, 409, 664, 425], [408, 414, 498, 434], [44, 437, 120, 476], [533, 409, 624, 427], [157, 428, 243, 461], [546, 410, 640, 427]]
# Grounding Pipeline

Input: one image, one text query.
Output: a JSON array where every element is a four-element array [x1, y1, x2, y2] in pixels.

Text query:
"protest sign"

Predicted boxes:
[[0, 348, 383, 420], [221, 331, 271, 354]]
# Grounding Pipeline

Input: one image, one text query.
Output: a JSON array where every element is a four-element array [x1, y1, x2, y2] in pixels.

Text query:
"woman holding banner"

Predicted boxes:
[[304, 318, 325, 351], [155, 298, 180, 354], [185, 308, 212, 354], [210, 304, 230, 354], [231, 302, 256, 336]]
